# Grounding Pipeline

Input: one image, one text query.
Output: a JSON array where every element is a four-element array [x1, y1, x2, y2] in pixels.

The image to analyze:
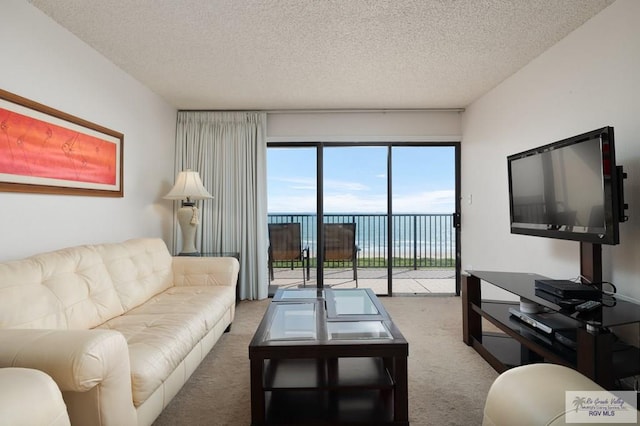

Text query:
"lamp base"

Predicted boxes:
[[176, 204, 200, 255]]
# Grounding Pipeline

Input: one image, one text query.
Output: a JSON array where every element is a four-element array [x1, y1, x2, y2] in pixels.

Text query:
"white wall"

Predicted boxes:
[[461, 0, 640, 302], [0, 1, 177, 261], [267, 111, 462, 141]]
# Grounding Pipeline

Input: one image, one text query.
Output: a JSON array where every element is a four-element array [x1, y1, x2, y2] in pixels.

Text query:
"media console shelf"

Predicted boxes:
[[462, 270, 640, 389]]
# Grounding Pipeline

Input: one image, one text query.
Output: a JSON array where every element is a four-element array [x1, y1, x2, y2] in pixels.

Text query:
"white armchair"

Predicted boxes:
[[0, 367, 70, 426], [483, 364, 615, 426]]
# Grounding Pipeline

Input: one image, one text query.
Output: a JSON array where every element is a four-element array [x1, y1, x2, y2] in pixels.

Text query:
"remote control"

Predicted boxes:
[[575, 300, 602, 312]]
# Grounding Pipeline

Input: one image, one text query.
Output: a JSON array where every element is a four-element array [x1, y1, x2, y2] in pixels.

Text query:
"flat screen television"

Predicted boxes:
[[507, 126, 626, 245]]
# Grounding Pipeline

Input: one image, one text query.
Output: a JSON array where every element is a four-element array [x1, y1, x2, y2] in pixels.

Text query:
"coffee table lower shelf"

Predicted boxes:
[[266, 389, 393, 425], [263, 357, 396, 425]]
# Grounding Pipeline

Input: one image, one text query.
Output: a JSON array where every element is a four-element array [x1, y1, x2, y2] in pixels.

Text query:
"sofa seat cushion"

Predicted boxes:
[[132, 285, 236, 327], [96, 286, 235, 406]]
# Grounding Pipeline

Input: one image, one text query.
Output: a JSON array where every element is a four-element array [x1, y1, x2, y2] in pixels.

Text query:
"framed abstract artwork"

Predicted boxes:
[[0, 89, 123, 197]]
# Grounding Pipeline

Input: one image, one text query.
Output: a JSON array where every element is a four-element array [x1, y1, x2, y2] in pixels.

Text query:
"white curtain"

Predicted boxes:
[[174, 111, 269, 300]]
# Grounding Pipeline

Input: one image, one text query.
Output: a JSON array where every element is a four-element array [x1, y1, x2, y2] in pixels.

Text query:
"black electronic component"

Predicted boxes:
[[534, 279, 601, 300], [575, 300, 603, 312]]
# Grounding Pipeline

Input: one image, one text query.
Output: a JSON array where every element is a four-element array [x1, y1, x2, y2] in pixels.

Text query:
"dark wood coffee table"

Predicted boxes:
[[249, 288, 409, 425]]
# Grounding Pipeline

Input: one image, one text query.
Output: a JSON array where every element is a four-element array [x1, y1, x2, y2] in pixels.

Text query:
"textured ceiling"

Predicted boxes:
[[28, 0, 615, 110]]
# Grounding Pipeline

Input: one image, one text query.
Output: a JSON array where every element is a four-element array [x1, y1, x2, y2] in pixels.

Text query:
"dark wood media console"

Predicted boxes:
[[462, 270, 640, 389]]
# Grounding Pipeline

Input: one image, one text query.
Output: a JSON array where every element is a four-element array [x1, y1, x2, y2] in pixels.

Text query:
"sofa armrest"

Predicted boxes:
[[0, 329, 137, 426], [172, 256, 240, 287], [0, 329, 128, 391]]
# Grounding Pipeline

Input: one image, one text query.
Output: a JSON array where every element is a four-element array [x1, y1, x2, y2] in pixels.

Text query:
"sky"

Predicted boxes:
[[267, 146, 455, 213]]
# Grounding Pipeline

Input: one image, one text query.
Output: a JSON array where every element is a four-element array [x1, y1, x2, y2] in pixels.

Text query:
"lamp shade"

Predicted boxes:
[[164, 170, 212, 201]]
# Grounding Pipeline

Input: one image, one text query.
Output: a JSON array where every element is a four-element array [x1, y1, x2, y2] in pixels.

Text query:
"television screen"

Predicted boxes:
[[507, 127, 623, 245]]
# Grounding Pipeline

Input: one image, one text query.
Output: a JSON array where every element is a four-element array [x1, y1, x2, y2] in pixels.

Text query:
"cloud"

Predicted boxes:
[[268, 189, 455, 213], [393, 190, 455, 213], [268, 176, 316, 191], [269, 176, 370, 192], [324, 193, 385, 212], [270, 176, 314, 186], [324, 179, 369, 191], [268, 194, 317, 212]]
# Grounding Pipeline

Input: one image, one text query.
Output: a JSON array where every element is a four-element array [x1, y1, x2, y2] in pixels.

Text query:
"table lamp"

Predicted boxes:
[[164, 170, 213, 255]]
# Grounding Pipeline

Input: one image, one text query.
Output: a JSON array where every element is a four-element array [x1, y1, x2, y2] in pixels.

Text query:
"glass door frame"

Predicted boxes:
[[267, 141, 462, 296]]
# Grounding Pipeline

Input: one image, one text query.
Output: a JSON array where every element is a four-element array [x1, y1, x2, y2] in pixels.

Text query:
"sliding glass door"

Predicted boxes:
[[266, 147, 316, 293], [322, 146, 389, 293], [267, 142, 460, 296], [391, 146, 457, 294]]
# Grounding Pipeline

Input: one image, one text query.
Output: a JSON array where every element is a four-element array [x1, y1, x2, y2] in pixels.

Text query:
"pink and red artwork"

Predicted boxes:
[[0, 107, 117, 185], [0, 89, 123, 197]]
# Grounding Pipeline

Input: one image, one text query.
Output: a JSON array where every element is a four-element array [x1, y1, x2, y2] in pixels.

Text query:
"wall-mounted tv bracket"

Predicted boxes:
[[617, 165, 629, 222]]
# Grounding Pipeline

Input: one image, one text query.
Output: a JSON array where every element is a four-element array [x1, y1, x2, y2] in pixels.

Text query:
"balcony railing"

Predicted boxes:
[[268, 213, 455, 269]]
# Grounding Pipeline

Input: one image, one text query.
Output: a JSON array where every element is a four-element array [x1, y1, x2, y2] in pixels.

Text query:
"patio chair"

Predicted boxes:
[[323, 223, 359, 287], [268, 223, 309, 287]]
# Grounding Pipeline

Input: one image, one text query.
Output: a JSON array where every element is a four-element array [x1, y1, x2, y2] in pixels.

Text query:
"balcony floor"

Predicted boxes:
[[269, 267, 456, 295]]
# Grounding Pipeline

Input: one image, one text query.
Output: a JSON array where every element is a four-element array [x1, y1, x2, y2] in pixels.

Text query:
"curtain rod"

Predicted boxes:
[[179, 108, 465, 114]]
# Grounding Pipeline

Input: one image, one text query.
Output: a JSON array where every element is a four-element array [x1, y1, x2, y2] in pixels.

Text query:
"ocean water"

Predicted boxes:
[[268, 213, 455, 259]]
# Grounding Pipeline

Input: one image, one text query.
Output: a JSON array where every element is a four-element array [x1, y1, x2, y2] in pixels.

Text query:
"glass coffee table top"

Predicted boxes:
[[327, 289, 380, 316], [266, 302, 317, 341], [327, 321, 392, 340], [276, 289, 324, 300], [263, 288, 394, 342], [324, 288, 386, 321]]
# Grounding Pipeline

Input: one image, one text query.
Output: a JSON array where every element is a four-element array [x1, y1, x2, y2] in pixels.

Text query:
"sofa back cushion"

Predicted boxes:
[[95, 239, 173, 311], [0, 245, 125, 329]]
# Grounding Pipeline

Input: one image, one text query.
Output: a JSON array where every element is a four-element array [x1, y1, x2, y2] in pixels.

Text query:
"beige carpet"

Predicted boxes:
[[153, 296, 498, 426]]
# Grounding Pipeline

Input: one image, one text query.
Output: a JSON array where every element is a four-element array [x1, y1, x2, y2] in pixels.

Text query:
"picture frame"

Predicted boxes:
[[0, 88, 124, 197]]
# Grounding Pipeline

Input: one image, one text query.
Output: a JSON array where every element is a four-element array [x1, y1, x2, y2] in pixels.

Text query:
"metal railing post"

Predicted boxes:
[[413, 215, 417, 270]]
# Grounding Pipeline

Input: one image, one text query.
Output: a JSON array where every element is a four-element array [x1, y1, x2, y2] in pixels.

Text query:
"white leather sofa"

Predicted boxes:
[[483, 363, 622, 426], [0, 238, 239, 426], [0, 367, 71, 426]]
